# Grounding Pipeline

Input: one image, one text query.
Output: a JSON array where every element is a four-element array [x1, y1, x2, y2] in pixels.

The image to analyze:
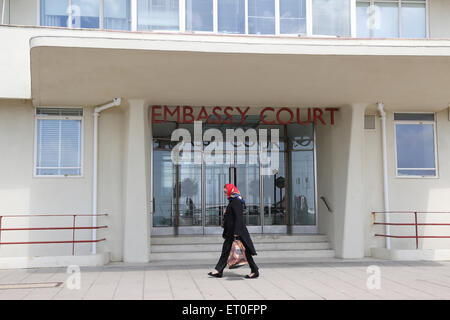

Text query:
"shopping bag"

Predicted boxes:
[[227, 238, 248, 269]]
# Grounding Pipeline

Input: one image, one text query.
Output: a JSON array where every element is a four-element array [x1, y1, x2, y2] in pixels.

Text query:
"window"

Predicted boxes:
[[394, 113, 437, 177], [35, 108, 83, 177], [248, 0, 275, 35], [356, 0, 427, 38], [312, 0, 350, 36], [218, 0, 245, 34], [280, 0, 306, 35], [104, 0, 131, 30], [137, 0, 179, 31], [40, 0, 69, 27], [40, 0, 131, 30], [186, 0, 213, 31], [71, 0, 100, 28]]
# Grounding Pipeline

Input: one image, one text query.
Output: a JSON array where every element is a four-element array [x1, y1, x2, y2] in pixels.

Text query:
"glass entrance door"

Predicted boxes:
[[151, 120, 317, 235]]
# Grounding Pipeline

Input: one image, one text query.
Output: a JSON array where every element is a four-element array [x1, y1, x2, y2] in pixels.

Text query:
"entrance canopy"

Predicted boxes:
[[30, 35, 450, 110]]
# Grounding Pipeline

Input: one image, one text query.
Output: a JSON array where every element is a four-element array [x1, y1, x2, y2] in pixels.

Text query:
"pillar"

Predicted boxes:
[[123, 99, 151, 263]]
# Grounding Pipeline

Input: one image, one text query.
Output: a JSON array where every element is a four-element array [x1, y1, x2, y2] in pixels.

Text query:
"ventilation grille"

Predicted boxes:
[[364, 115, 376, 130], [394, 113, 434, 121], [36, 108, 83, 117]]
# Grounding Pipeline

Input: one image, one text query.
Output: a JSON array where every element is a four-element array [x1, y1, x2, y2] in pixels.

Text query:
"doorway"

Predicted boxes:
[[150, 120, 318, 235]]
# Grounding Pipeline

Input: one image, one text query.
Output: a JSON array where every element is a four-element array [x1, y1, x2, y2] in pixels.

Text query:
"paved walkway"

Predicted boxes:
[[0, 258, 450, 300]]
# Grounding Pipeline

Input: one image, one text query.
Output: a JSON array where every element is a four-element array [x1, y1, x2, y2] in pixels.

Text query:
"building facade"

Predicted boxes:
[[1, 0, 450, 267]]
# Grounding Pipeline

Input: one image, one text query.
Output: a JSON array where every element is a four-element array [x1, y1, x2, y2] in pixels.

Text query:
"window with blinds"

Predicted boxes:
[[35, 108, 83, 177]]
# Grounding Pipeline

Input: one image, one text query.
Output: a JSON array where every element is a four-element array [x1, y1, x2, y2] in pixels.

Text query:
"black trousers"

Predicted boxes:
[[215, 237, 259, 273]]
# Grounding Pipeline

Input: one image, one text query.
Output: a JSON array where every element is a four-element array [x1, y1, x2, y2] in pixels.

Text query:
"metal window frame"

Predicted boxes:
[[150, 121, 319, 235], [36, 0, 363, 38], [33, 106, 84, 179], [38, 0, 132, 30], [393, 112, 439, 179], [354, 0, 428, 38]]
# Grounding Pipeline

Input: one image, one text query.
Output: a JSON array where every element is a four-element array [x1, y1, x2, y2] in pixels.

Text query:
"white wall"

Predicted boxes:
[[429, 0, 450, 38], [0, 99, 124, 260], [382, 108, 450, 250], [9, 0, 37, 26]]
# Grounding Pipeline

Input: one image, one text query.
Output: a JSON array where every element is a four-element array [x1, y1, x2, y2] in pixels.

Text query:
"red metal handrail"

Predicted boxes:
[[372, 211, 450, 249], [0, 214, 108, 255]]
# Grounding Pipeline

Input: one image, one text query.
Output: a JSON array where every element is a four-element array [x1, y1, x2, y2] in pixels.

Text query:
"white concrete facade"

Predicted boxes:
[[2, 2, 450, 266]]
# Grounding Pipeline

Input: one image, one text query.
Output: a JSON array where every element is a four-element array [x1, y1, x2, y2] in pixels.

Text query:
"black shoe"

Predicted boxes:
[[245, 271, 259, 279], [208, 271, 223, 278]]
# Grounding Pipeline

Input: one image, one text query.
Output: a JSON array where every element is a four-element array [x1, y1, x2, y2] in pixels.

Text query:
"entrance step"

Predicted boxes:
[[149, 234, 335, 261]]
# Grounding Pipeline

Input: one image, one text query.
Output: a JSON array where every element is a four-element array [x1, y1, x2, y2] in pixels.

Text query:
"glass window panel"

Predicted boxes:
[[205, 161, 230, 226], [178, 164, 202, 226], [235, 159, 260, 226], [218, 0, 245, 34], [248, 0, 275, 35], [280, 0, 306, 34], [40, 0, 69, 27], [263, 152, 286, 226], [396, 124, 436, 171], [312, 0, 350, 36], [398, 170, 436, 177], [290, 151, 316, 225], [287, 123, 314, 151], [71, 0, 100, 28], [373, 2, 398, 38], [186, 0, 213, 31], [138, 0, 179, 31], [37, 119, 60, 168], [36, 119, 82, 176], [153, 148, 176, 226], [356, 2, 370, 37], [60, 120, 82, 167], [401, 3, 426, 38], [104, 0, 131, 30]]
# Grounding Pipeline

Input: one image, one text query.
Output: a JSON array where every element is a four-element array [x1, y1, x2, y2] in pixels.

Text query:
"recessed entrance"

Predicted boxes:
[[150, 115, 318, 235]]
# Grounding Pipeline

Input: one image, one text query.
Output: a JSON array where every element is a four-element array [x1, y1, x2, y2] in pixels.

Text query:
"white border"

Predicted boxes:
[[33, 106, 84, 179]]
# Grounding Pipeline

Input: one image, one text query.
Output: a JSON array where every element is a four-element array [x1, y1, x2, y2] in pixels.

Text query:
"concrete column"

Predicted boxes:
[[123, 99, 151, 263], [339, 103, 367, 258]]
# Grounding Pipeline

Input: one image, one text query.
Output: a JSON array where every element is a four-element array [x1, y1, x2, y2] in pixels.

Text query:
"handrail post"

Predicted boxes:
[[72, 215, 76, 256], [414, 212, 419, 250]]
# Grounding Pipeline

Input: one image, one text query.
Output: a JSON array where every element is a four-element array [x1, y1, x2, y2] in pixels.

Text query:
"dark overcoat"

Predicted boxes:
[[222, 197, 257, 256]]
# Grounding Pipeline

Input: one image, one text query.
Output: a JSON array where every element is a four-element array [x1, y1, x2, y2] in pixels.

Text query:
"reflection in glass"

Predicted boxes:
[[186, 0, 213, 31], [356, 2, 370, 38], [280, 0, 306, 34], [138, 0, 179, 31], [235, 155, 260, 226], [263, 152, 286, 226], [205, 159, 230, 226], [104, 0, 131, 30], [288, 123, 316, 226], [248, 0, 275, 35], [401, 3, 426, 38], [312, 0, 350, 36], [40, 0, 69, 27], [396, 123, 436, 176], [178, 164, 202, 226], [373, 2, 398, 38], [71, 0, 100, 28], [153, 144, 176, 227], [218, 0, 245, 34]]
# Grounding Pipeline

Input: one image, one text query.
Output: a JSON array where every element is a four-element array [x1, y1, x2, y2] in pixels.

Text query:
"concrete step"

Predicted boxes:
[[150, 234, 329, 245], [149, 249, 335, 261], [151, 241, 331, 253]]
